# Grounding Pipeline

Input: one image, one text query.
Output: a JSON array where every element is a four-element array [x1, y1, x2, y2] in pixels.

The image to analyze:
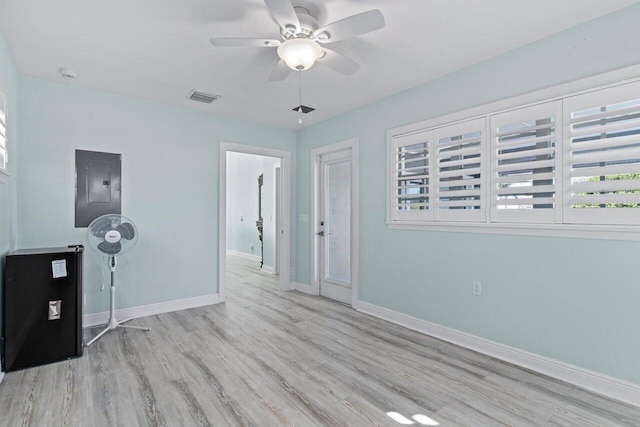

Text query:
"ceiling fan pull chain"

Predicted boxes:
[[298, 71, 303, 124]]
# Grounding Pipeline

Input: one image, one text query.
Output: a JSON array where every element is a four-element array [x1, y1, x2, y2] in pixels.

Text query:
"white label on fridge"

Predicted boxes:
[[52, 259, 67, 278]]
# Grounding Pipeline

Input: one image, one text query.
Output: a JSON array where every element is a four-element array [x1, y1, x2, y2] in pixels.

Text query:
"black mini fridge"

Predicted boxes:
[[2, 246, 83, 372]]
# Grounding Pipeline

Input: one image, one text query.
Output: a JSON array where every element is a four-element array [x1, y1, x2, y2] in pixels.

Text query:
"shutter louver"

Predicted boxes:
[[564, 81, 640, 225], [435, 118, 485, 221], [490, 102, 562, 223], [392, 131, 433, 220]]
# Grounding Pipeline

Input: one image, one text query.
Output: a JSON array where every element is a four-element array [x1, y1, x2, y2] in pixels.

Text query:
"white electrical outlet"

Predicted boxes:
[[472, 280, 482, 296], [290, 267, 295, 275]]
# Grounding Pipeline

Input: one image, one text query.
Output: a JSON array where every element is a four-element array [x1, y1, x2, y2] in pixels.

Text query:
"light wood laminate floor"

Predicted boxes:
[[1, 255, 639, 426]]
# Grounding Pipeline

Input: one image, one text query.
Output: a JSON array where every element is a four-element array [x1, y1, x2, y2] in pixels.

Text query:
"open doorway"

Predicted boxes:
[[218, 143, 291, 302], [225, 151, 280, 272]]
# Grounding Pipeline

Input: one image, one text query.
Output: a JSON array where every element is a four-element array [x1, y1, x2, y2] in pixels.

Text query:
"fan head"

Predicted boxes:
[[87, 214, 138, 256]]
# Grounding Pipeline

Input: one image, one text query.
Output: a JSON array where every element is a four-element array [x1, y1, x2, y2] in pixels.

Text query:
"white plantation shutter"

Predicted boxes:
[[490, 102, 562, 223], [0, 91, 7, 174], [434, 118, 485, 221], [388, 72, 640, 237], [391, 130, 433, 220], [563, 81, 640, 225]]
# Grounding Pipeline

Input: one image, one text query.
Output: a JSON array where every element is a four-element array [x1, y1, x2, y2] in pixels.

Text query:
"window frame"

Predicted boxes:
[[386, 64, 640, 241]]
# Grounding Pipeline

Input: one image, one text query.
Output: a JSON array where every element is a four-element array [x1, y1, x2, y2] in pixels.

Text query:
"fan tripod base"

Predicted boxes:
[[85, 255, 150, 347], [86, 317, 150, 347]]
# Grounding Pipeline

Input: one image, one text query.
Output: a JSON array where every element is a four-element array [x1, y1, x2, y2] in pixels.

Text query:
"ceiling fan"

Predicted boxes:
[[210, 0, 386, 81]]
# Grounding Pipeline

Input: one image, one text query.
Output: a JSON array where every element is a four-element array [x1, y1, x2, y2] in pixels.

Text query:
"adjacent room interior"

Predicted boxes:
[[1, 0, 640, 425], [225, 150, 282, 283]]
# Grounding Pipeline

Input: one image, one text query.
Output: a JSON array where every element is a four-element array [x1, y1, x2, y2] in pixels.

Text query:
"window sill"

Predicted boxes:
[[386, 220, 640, 241], [0, 168, 8, 184]]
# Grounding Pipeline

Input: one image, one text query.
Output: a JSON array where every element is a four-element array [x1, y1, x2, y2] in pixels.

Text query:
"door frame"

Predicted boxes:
[[218, 142, 292, 302], [274, 164, 281, 275], [310, 138, 359, 308]]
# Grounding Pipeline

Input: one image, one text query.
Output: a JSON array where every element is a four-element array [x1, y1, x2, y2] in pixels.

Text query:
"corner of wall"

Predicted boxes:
[[0, 27, 21, 374]]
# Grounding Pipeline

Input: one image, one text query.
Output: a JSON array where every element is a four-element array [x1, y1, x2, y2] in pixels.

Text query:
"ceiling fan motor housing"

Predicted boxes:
[[282, 6, 318, 39]]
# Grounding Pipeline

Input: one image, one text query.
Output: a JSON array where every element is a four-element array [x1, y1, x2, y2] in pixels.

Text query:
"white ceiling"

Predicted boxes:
[[0, 0, 637, 129]]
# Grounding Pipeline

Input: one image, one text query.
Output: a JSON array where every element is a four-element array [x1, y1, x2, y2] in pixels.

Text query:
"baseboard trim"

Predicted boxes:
[[357, 301, 640, 407], [261, 265, 274, 274], [226, 250, 260, 262], [294, 282, 314, 295], [83, 294, 220, 327], [0, 371, 4, 385]]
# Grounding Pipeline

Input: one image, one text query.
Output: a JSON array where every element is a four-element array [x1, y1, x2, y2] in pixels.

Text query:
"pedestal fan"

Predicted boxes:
[[85, 214, 150, 346]]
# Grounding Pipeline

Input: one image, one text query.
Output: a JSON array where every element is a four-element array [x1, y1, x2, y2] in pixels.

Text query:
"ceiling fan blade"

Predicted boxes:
[[314, 10, 385, 43], [269, 60, 291, 81], [317, 48, 360, 75], [209, 38, 281, 47], [263, 0, 301, 33]]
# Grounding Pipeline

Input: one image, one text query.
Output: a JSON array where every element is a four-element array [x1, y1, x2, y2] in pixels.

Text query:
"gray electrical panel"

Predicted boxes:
[[75, 150, 121, 227]]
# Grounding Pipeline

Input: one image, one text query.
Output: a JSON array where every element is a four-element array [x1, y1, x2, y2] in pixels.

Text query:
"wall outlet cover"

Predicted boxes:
[[472, 280, 482, 296]]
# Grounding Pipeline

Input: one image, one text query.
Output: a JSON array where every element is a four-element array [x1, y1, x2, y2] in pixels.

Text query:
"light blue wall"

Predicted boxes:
[[17, 76, 296, 314], [226, 151, 263, 259], [296, 4, 640, 384], [0, 31, 19, 364]]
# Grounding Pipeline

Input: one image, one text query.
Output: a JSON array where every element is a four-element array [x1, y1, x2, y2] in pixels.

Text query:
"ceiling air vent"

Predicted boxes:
[[292, 105, 315, 114], [187, 90, 220, 104], [59, 67, 78, 79]]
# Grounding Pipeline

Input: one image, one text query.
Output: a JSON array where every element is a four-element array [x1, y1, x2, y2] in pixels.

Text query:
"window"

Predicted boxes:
[[392, 131, 432, 220], [387, 75, 640, 239], [490, 102, 562, 224], [435, 119, 485, 222], [391, 119, 485, 222], [0, 89, 7, 182], [563, 80, 640, 226]]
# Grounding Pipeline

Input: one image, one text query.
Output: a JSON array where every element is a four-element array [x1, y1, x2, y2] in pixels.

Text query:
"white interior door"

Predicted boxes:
[[318, 149, 352, 304]]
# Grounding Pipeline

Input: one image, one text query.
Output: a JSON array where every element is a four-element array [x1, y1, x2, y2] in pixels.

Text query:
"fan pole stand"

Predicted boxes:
[[86, 255, 150, 347]]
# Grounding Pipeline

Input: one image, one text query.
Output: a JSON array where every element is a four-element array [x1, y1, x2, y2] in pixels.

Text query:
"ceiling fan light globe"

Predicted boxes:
[[277, 38, 322, 71]]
